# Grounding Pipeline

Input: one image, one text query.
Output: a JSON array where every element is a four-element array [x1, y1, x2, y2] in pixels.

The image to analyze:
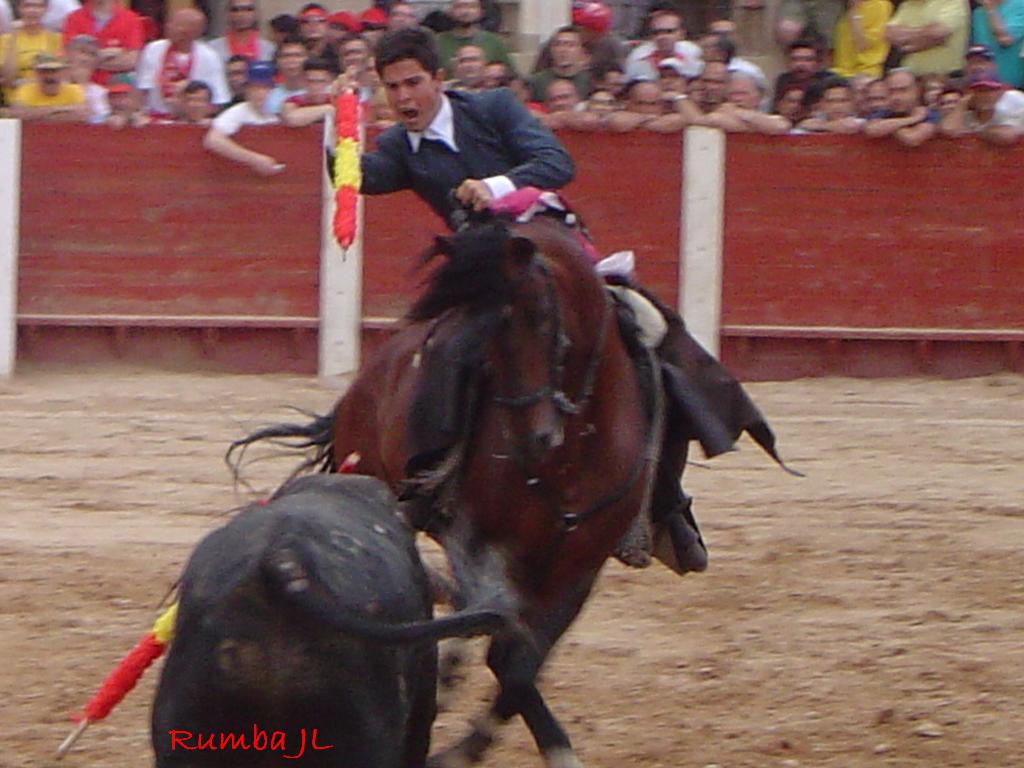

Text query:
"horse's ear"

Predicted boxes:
[[506, 236, 537, 275]]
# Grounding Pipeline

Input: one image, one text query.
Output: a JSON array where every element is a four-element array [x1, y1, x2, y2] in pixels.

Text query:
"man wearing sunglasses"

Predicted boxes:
[[209, 0, 274, 65], [624, 3, 702, 82]]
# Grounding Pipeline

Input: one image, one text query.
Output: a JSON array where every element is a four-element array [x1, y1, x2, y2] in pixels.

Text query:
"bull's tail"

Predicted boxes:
[[226, 410, 337, 484], [262, 546, 507, 645]]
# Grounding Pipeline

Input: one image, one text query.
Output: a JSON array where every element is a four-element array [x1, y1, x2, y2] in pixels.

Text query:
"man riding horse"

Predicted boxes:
[[342, 28, 776, 577]]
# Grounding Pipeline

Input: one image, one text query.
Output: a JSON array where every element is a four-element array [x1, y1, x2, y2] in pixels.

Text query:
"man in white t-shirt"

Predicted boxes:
[[624, 6, 702, 81], [940, 72, 1024, 145], [203, 59, 282, 175], [136, 8, 229, 118]]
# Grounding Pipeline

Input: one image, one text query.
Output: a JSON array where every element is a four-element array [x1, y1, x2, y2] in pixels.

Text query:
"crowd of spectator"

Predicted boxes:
[[1, 0, 1022, 166]]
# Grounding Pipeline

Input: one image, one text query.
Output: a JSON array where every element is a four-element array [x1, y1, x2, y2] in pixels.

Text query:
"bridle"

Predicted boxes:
[[491, 257, 612, 420]]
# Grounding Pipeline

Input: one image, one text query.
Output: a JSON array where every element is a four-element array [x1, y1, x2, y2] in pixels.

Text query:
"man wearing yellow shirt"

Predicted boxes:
[[0, 0, 63, 99], [885, 0, 969, 76], [8, 52, 87, 120], [833, 0, 893, 77]]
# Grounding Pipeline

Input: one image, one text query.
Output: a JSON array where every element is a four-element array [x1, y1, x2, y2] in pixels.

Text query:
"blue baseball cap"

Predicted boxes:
[[246, 61, 276, 86]]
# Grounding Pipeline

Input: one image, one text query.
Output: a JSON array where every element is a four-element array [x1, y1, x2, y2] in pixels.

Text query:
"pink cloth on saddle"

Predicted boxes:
[[488, 187, 602, 263]]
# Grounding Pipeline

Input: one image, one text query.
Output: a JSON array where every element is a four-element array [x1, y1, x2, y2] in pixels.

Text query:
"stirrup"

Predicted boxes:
[[652, 504, 708, 575]]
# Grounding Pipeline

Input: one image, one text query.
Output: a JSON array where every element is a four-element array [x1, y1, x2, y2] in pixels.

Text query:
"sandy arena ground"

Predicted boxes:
[[1, 368, 1022, 768]]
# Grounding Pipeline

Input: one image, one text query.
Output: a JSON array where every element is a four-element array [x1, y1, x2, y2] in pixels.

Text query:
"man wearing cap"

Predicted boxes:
[[203, 59, 282, 175], [209, 0, 274, 66], [528, 25, 592, 103], [61, 0, 144, 84], [972, 0, 1024, 88], [885, 0, 968, 76], [7, 52, 87, 120], [0, 0, 62, 101], [940, 72, 1024, 144], [135, 8, 228, 119], [624, 5, 702, 82]]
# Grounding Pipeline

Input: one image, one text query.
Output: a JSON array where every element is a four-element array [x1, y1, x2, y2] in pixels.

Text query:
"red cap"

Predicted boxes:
[[360, 7, 387, 28], [298, 6, 328, 20], [572, 1, 612, 34], [327, 11, 359, 30]]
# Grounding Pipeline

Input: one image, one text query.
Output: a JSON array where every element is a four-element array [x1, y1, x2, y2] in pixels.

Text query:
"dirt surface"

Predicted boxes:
[[2, 368, 1022, 768]]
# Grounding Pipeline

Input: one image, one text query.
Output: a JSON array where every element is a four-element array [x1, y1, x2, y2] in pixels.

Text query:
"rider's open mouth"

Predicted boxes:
[[401, 108, 419, 121]]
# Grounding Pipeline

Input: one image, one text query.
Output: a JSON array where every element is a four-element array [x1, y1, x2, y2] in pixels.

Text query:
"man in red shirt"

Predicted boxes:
[[62, 0, 143, 84]]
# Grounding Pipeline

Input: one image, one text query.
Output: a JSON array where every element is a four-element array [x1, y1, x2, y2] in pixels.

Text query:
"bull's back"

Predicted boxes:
[[152, 475, 436, 767]]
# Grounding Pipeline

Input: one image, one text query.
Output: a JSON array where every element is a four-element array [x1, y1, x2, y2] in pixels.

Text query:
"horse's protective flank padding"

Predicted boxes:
[[230, 216, 783, 767]]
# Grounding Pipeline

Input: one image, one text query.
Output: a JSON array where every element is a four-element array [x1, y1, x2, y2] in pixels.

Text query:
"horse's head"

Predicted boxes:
[[409, 221, 598, 465]]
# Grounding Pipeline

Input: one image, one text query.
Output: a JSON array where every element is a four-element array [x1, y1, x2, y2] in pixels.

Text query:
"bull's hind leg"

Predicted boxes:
[[428, 576, 596, 768]]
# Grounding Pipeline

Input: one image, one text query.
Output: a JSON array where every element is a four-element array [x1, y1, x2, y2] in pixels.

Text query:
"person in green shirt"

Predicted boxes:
[[435, 0, 514, 79]]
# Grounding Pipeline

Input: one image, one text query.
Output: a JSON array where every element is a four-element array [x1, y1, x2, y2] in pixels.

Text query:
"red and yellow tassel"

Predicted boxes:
[[332, 90, 362, 250]]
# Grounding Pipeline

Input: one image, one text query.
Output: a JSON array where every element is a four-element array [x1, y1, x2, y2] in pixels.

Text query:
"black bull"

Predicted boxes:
[[151, 475, 507, 768]]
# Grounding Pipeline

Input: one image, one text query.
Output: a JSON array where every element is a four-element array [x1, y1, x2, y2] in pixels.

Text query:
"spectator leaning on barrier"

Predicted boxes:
[[529, 25, 592, 102], [264, 35, 308, 115], [105, 74, 147, 127], [860, 74, 888, 114], [696, 58, 729, 112], [884, 0, 968, 76], [66, 33, 107, 122], [599, 77, 691, 132], [774, 81, 809, 122], [936, 83, 962, 118], [204, 59, 282, 175], [176, 79, 213, 124], [971, 0, 1024, 88], [62, 0, 144, 84], [8, 51, 87, 120], [592, 60, 626, 99], [435, 0, 514, 79], [797, 74, 865, 132], [940, 71, 1024, 144], [280, 55, 333, 126], [624, 4, 702, 82], [832, 0, 893, 78], [209, 0, 275, 66], [864, 67, 938, 146], [699, 70, 791, 134], [135, 8, 228, 119]]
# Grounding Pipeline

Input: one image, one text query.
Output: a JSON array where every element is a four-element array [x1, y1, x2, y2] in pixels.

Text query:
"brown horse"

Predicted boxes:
[[232, 216, 663, 767]]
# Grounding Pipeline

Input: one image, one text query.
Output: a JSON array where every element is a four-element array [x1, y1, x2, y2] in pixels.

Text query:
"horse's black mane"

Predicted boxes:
[[407, 221, 518, 322]]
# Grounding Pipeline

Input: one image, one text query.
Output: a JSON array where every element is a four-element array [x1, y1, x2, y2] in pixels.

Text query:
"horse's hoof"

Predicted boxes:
[[426, 751, 474, 768], [544, 746, 585, 768]]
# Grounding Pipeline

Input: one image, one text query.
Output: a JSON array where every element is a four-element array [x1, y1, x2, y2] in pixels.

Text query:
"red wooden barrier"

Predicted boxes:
[[722, 135, 1024, 377], [13, 125, 1024, 377]]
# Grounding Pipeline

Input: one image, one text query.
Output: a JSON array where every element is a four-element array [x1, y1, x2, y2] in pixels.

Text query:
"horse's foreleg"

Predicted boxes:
[[428, 575, 596, 768]]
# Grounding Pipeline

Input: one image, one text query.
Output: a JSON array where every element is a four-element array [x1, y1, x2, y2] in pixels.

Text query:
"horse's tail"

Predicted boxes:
[[226, 409, 337, 485]]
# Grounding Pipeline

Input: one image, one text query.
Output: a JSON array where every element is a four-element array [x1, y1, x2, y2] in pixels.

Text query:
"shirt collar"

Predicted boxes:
[[408, 94, 458, 153]]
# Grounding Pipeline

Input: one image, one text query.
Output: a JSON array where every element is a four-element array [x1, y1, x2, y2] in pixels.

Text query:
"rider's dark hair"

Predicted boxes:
[[374, 28, 440, 76]]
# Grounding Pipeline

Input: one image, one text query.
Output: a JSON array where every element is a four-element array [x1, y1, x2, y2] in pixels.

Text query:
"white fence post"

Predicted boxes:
[[680, 126, 725, 358], [318, 123, 363, 380], [0, 120, 20, 379]]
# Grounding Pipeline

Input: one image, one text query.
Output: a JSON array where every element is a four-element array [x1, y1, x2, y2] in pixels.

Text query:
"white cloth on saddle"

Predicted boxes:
[[607, 285, 668, 349]]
